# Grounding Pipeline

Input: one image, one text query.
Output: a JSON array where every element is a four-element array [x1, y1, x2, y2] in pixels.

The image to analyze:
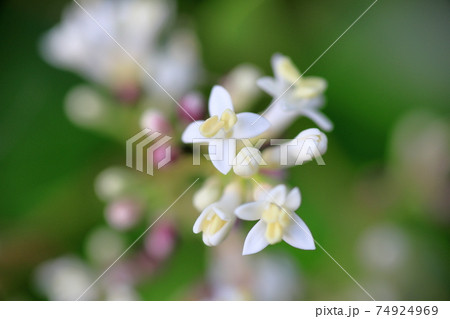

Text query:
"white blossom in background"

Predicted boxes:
[[258, 53, 333, 134], [35, 254, 141, 301], [104, 282, 140, 301], [64, 85, 107, 127], [182, 86, 270, 174], [235, 185, 315, 255], [35, 256, 98, 301], [357, 224, 410, 273], [41, 0, 178, 91], [142, 29, 203, 99], [95, 167, 131, 201], [206, 230, 303, 300], [85, 227, 126, 267], [251, 253, 303, 300], [221, 64, 262, 112], [193, 182, 242, 246]]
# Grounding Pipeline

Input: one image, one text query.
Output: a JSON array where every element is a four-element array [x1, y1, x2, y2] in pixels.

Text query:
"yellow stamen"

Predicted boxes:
[[199, 109, 237, 137], [199, 116, 225, 137], [278, 210, 291, 227], [292, 77, 327, 99], [265, 222, 283, 244], [261, 203, 292, 244], [262, 204, 280, 223], [220, 109, 237, 132], [202, 214, 227, 235], [278, 58, 301, 83]]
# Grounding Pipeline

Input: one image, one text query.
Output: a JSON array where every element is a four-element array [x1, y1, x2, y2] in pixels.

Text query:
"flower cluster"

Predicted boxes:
[[42, 0, 201, 100], [184, 53, 331, 255], [37, 0, 332, 300]]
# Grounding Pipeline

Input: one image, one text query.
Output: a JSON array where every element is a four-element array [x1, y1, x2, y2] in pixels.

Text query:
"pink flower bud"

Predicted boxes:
[[105, 198, 142, 230], [259, 168, 287, 180], [148, 143, 180, 168], [178, 92, 205, 123], [114, 83, 141, 105], [140, 109, 172, 135], [144, 221, 177, 262]]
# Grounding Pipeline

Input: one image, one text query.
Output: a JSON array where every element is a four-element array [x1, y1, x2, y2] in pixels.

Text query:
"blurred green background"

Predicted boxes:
[[0, 0, 449, 300]]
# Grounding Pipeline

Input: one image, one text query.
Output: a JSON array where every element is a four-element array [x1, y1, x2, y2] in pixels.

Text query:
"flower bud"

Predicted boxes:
[[105, 198, 142, 230], [193, 177, 221, 211], [85, 227, 126, 267], [149, 143, 179, 169], [262, 128, 327, 167], [140, 109, 172, 134], [179, 92, 205, 123], [34, 256, 97, 301], [65, 85, 106, 126], [221, 64, 262, 112], [193, 181, 242, 246], [144, 221, 177, 262], [233, 147, 263, 177], [95, 167, 131, 201], [114, 83, 141, 104]]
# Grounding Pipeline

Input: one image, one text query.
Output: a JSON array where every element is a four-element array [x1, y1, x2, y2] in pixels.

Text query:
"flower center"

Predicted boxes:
[[261, 203, 291, 244], [291, 77, 326, 99], [199, 109, 237, 137], [278, 58, 301, 84], [201, 213, 227, 236]]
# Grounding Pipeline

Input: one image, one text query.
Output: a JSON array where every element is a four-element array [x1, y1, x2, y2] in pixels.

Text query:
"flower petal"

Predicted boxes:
[[181, 121, 205, 143], [218, 182, 242, 211], [212, 206, 232, 221], [208, 138, 234, 175], [256, 77, 279, 96], [242, 220, 269, 255], [233, 112, 271, 139], [208, 85, 234, 117], [235, 201, 265, 221], [271, 53, 285, 79], [285, 187, 301, 211], [268, 184, 287, 206], [193, 209, 209, 234], [301, 108, 333, 132], [209, 219, 234, 246], [202, 232, 212, 246], [301, 76, 327, 94], [272, 53, 300, 84], [282, 213, 315, 250]]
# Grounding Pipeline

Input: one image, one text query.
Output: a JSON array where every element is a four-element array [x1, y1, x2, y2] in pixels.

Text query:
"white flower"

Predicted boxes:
[[193, 183, 242, 246], [41, 0, 173, 89], [257, 53, 333, 133], [182, 86, 270, 174], [235, 185, 315, 255], [262, 128, 327, 167]]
